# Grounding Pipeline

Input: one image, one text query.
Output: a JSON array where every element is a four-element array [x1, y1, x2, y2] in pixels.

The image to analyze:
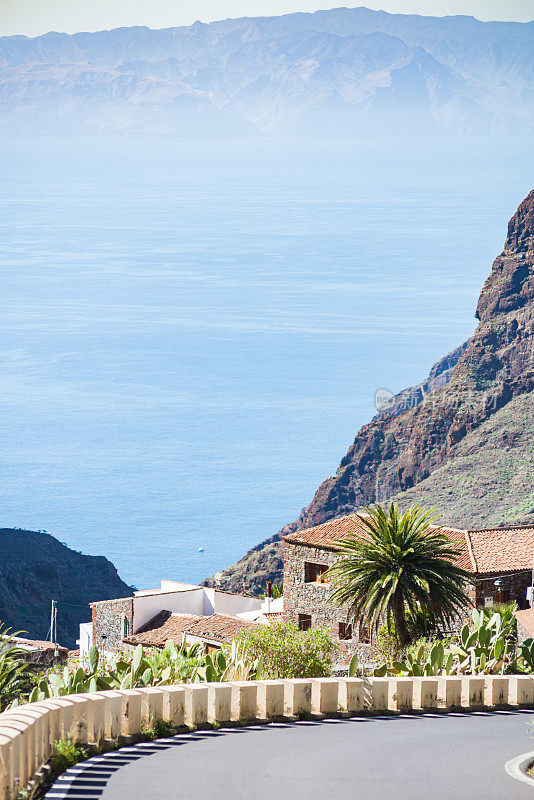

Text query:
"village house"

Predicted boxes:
[[8, 636, 68, 666], [83, 579, 283, 656], [283, 516, 534, 662]]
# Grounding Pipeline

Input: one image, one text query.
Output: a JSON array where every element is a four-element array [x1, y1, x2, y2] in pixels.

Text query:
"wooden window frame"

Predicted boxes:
[[298, 613, 312, 631], [304, 562, 329, 585], [338, 621, 353, 641]]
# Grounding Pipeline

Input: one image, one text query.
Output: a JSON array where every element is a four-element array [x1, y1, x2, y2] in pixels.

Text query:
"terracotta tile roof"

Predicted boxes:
[[466, 526, 534, 575], [284, 515, 534, 576], [125, 610, 260, 647], [12, 636, 68, 653], [514, 608, 534, 638]]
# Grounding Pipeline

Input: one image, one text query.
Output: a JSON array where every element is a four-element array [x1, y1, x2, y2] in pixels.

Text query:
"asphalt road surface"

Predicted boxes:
[[45, 710, 534, 800]]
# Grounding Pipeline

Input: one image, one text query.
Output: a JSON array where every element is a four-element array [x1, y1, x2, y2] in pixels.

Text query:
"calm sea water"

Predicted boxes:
[[0, 137, 532, 590]]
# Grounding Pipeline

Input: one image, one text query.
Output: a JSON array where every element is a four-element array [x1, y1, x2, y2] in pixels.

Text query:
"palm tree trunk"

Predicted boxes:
[[393, 593, 410, 648]]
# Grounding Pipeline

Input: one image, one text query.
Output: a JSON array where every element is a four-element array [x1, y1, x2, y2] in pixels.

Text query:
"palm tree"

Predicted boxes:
[[326, 503, 472, 648]]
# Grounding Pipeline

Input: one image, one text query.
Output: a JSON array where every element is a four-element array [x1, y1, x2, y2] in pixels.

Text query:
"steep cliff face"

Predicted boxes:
[[212, 189, 534, 592], [0, 529, 132, 648]]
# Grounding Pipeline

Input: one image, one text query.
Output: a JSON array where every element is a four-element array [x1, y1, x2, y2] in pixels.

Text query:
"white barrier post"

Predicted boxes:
[[207, 683, 232, 724], [162, 687, 186, 727], [64, 696, 91, 744], [230, 682, 258, 721], [9, 706, 48, 776], [484, 676, 508, 707], [338, 678, 364, 714], [283, 679, 312, 717], [120, 690, 142, 736], [438, 677, 461, 709], [0, 714, 36, 784], [256, 681, 285, 719], [311, 678, 339, 716], [0, 719, 30, 791], [364, 678, 389, 711], [0, 730, 16, 800], [138, 688, 164, 728], [510, 675, 534, 707], [461, 676, 485, 709], [37, 698, 69, 749], [388, 678, 413, 711], [185, 685, 208, 727], [83, 693, 107, 745], [98, 691, 123, 739], [413, 678, 438, 710]]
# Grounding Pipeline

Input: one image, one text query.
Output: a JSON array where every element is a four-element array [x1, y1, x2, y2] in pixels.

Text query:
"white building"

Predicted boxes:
[[81, 579, 283, 656]]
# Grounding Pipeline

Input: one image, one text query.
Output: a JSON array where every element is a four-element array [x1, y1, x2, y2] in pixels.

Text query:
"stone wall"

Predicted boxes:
[[283, 541, 378, 664], [474, 573, 530, 610], [92, 597, 133, 651], [3, 674, 534, 800]]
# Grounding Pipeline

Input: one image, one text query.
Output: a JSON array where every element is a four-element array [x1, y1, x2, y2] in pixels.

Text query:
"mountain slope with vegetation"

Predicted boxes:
[[0, 528, 132, 648], [212, 189, 534, 592], [1, 7, 533, 136]]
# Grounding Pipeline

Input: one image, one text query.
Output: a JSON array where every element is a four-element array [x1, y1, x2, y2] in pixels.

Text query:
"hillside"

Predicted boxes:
[[211, 188, 534, 592], [1, 7, 533, 136], [0, 528, 132, 648]]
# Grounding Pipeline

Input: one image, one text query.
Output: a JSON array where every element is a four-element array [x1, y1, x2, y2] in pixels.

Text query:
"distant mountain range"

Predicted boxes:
[[1, 6, 533, 136]]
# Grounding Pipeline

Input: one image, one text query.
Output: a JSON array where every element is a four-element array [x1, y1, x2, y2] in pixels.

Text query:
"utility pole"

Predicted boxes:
[[50, 600, 55, 643], [53, 601, 58, 659]]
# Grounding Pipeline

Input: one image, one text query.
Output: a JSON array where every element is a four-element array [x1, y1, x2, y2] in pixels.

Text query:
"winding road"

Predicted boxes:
[[45, 710, 534, 799]]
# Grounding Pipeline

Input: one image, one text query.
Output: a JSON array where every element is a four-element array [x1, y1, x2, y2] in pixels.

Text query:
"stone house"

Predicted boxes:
[[87, 579, 281, 656], [283, 516, 534, 663], [9, 636, 68, 666]]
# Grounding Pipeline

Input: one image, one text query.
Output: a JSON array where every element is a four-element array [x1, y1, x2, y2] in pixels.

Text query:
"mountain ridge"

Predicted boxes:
[[0, 528, 133, 648], [1, 6, 533, 136], [210, 189, 534, 592]]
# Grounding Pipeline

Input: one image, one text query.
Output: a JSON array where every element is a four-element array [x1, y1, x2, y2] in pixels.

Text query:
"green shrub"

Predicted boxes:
[[234, 622, 337, 679], [51, 738, 88, 774], [378, 607, 526, 676], [141, 719, 178, 740], [0, 623, 42, 710]]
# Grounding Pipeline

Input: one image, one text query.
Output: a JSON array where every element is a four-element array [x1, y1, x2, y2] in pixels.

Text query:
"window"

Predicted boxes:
[[496, 588, 510, 604], [338, 622, 353, 641], [358, 623, 371, 644], [298, 613, 312, 631], [121, 615, 130, 639], [304, 562, 329, 584]]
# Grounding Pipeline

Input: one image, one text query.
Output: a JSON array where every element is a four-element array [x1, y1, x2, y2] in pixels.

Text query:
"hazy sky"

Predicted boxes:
[[1, 0, 533, 37]]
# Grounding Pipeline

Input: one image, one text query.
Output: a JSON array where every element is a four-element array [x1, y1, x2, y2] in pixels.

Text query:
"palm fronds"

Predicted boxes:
[[326, 503, 472, 647]]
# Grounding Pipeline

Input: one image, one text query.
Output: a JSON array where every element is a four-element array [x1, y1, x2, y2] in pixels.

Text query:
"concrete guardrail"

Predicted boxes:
[[0, 674, 533, 799]]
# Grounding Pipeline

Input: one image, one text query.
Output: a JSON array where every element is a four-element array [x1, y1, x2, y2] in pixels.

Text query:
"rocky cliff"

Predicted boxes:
[[0, 528, 132, 648], [212, 189, 534, 592]]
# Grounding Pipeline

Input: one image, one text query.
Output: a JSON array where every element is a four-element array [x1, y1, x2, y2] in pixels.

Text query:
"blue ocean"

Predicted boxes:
[[1, 137, 532, 589]]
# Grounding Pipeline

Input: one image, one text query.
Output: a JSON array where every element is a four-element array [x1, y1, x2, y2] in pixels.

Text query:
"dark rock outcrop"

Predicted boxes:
[[0, 528, 132, 648], [212, 189, 534, 592]]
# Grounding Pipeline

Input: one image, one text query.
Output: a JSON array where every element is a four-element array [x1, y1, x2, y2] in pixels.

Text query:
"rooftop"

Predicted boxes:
[[284, 516, 534, 576], [514, 608, 534, 638], [124, 610, 260, 647]]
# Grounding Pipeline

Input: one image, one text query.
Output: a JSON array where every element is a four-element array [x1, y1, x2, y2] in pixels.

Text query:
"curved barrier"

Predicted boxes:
[[0, 674, 533, 799]]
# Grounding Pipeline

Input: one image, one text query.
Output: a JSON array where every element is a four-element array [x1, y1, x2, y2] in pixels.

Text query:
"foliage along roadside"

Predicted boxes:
[[0, 624, 43, 710], [16, 636, 262, 705], [348, 606, 534, 678]]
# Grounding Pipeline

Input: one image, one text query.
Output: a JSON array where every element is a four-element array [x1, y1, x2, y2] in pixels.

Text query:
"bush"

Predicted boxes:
[[234, 622, 338, 679], [51, 737, 88, 773]]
